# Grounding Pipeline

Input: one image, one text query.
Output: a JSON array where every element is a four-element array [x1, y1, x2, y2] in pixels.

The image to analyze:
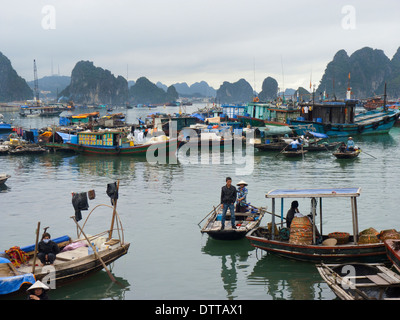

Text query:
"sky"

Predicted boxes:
[[1, 0, 399, 92]]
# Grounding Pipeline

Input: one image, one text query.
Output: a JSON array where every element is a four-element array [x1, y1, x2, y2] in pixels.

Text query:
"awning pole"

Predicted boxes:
[[271, 198, 275, 240]]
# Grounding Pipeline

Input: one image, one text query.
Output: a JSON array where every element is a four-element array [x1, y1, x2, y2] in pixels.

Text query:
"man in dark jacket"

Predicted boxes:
[[220, 177, 237, 230]]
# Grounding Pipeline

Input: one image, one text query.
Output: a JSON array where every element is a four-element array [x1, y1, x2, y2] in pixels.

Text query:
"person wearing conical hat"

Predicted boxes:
[[236, 180, 248, 213], [27, 280, 50, 300]]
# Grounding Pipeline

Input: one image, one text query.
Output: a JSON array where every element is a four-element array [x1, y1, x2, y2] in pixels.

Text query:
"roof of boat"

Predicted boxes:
[[266, 187, 361, 198]]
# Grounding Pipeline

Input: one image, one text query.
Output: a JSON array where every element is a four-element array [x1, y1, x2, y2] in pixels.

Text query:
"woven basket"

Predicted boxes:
[[358, 234, 380, 244], [328, 232, 350, 245], [289, 216, 312, 245], [379, 229, 400, 241], [359, 227, 379, 237]]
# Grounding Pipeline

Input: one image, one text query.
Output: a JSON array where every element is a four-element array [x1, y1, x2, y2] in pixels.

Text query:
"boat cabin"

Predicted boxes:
[[266, 187, 361, 245], [298, 100, 358, 124], [244, 102, 301, 124], [77, 131, 131, 148]]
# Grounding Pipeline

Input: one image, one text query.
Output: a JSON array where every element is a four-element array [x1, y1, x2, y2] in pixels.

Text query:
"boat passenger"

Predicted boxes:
[[27, 280, 50, 300], [37, 232, 60, 266], [290, 139, 301, 150], [346, 137, 355, 151], [286, 201, 299, 228], [338, 142, 347, 153], [236, 180, 248, 213], [220, 177, 237, 230]]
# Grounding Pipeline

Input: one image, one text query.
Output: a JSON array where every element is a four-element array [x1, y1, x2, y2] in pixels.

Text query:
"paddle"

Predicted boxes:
[[198, 204, 221, 226], [275, 143, 290, 157], [359, 148, 377, 159], [32, 221, 40, 273], [71, 216, 123, 287]]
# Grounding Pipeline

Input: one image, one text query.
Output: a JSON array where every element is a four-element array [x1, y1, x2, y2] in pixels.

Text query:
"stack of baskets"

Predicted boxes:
[[379, 229, 400, 241], [289, 216, 313, 245], [359, 227, 380, 244]]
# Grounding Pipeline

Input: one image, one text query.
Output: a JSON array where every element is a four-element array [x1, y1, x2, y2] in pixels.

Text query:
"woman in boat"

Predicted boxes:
[[236, 180, 248, 213], [286, 201, 299, 228], [346, 137, 355, 151], [37, 232, 60, 266], [27, 280, 50, 300]]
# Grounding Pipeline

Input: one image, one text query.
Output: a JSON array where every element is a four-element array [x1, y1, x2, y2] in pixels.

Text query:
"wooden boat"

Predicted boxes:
[[200, 204, 266, 240], [66, 130, 183, 156], [0, 174, 10, 185], [0, 257, 36, 296], [282, 149, 308, 158], [246, 188, 389, 263], [1, 182, 130, 289], [289, 89, 400, 137], [333, 149, 361, 159], [384, 239, 400, 273], [316, 262, 400, 300], [8, 144, 47, 155]]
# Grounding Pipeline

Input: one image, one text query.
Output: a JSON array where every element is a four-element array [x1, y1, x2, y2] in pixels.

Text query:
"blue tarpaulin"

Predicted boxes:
[[0, 258, 36, 295], [308, 131, 329, 139], [56, 132, 76, 143]]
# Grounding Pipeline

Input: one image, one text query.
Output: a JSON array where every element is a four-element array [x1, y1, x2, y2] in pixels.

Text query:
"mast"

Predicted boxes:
[[383, 82, 387, 112], [33, 59, 39, 106]]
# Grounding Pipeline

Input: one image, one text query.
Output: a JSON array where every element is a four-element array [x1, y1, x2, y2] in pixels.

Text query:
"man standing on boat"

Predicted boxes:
[[220, 177, 237, 230]]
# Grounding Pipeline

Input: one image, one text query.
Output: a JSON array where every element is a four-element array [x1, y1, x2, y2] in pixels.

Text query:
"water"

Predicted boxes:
[[1, 105, 400, 301]]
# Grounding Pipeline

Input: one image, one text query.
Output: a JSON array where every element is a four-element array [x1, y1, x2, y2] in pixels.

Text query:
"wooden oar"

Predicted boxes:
[[71, 216, 122, 286], [359, 148, 377, 159], [275, 143, 290, 157], [246, 203, 286, 220], [198, 204, 221, 226]]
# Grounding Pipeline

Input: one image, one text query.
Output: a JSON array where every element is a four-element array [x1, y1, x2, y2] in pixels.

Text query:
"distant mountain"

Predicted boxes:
[[317, 46, 400, 99], [216, 78, 253, 104], [258, 77, 278, 102], [28, 75, 70, 99], [59, 61, 128, 104], [130, 77, 178, 104], [0, 51, 33, 102], [171, 81, 216, 97]]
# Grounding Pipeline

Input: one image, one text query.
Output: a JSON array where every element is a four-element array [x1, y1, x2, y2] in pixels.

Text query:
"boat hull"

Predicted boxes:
[[333, 150, 360, 159], [66, 139, 181, 156], [290, 110, 400, 137], [384, 240, 400, 273], [246, 227, 388, 263]]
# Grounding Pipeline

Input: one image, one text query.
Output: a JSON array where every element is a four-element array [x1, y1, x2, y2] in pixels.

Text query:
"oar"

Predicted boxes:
[[359, 148, 377, 159], [246, 203, 286, 220], [198, 204, 221, 226], [275, 143, 289, 157], [71, 216, 123, 287]]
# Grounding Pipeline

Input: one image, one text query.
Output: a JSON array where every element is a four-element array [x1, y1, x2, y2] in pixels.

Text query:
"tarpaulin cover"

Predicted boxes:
[[56, 132, 76, 143], [0, 273, 36, 295], [308, 131, 329, 139]]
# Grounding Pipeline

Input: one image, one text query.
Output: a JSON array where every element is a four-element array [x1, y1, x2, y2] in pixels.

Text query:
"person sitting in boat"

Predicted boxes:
[[290, 139, 301, 150], [220, 177, 237, 230], [346, 137, 355, 151], [37, 232, 60, 266], [236, 180, 248, 213], [338, 142, 347, 153], [27, 280, 50, 300], [286, 201, 299, 228]]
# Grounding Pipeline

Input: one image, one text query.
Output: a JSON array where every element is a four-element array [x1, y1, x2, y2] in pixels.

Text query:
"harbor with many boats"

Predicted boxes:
[[1, 93, 400, 301]]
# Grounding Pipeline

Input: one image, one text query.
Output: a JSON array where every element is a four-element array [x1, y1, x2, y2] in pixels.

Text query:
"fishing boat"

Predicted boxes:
[[316, 262, 400, 300], [282, 149, 308, 158], [384, 239, 400, 273], [333, 149, 361, 159], [289, 89, 400, 137], [0, 257, 36, 296], [66, 130, 183, 156], [1, 182, 130, 289], [246, 188, 389, 263], [0, 123, 13, 132], [200, 204, 266, 240], [8, 144, 47, 155], [0, 173, 10, 185]]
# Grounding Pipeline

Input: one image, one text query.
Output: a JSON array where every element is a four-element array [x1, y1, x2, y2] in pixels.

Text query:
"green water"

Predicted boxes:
[[1, 106, 400, 300]]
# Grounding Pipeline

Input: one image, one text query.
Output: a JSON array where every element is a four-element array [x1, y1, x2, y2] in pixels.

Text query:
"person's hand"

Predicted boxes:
[[30, 295, 40, 300]]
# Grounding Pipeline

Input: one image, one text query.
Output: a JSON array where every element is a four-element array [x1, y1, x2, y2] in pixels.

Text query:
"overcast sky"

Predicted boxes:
[[1, 0, 399, 91]]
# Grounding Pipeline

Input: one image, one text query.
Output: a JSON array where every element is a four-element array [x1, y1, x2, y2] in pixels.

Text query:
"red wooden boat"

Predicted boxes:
[[384, 239, 400, 273]]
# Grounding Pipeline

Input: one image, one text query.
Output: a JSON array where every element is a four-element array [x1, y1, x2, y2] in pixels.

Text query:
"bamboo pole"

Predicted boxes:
[[108, 180, 120, 241], [198, 204, 221, 226], [71, 216, 120, 285], [32, 221, 40, 273]]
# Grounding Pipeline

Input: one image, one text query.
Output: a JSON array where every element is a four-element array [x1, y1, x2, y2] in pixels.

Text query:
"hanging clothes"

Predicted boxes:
[[106, 182, 118, 205], [71, 192, 89, 221]]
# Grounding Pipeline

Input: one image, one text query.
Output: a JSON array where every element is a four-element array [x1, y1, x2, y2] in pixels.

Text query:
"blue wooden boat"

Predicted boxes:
[[289, 99, 400, 137], [0, 123, 12, 133], [246, 187, 389, 263]]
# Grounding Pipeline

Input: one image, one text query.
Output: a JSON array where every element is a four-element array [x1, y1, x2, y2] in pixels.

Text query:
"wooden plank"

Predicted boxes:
[[366, 275, 390, 286]]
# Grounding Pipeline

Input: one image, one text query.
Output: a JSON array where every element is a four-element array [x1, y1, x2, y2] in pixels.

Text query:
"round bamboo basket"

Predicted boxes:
[[379, 229, 400, 241], [289, 216, 312, 245], [328, 232, 350, 245]]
